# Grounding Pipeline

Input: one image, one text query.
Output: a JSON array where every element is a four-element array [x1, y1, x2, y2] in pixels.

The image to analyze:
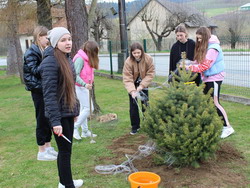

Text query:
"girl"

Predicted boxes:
[[123, 42, 155, 135], [23, 26, 57, 161], [40, 27, 83, 187], [185, 27, 235, 139], [169, 25, 201, 85], [73, 41, 99, 140]]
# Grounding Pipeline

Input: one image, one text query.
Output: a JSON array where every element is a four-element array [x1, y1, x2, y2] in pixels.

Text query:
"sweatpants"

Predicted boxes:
[[204, 81, 230, 127], [31, 91, 51, 146], [54, 117, 75, 188], [74, 85, 93, 133]]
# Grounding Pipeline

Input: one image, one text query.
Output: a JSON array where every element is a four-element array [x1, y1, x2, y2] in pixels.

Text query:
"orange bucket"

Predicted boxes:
[[128, 171, 161, 188]]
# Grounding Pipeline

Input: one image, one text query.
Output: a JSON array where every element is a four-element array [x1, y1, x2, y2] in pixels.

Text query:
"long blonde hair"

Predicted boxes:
[[54, 48, 77, 111], [82, 41, 99, 69], [33, 26, 48, 51], [194, 27, 211, 63]]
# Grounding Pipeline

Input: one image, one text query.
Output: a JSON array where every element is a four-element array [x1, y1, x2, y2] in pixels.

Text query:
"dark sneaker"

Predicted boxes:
[[130, 129, 138, 135]]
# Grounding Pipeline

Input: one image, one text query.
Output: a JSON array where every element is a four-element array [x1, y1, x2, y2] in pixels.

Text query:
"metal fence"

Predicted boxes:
[[98, 36, 250, 98], [0, 36, 249, 98]]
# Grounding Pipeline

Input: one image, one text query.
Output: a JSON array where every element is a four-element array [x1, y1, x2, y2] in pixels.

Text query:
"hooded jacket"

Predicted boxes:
[[169, 39, 195, 73]]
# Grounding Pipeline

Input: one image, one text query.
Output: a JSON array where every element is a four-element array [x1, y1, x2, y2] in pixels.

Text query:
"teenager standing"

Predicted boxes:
[[169, 25, 201, 85], [123, 42, 155, 135], [73, 41, 99, 140], [23, 26, 57, 161], [40, 27, 83, 188], [185, 27, 235, 139]]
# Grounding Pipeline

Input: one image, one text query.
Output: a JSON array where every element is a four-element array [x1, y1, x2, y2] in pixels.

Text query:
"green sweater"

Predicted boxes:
[[74, 57, 86, 87]]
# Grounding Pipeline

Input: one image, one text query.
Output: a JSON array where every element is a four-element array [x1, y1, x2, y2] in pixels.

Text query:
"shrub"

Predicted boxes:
[[143, 68, 223, 167]]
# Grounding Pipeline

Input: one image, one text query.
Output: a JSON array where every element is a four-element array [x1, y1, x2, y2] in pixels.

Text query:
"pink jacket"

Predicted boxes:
[[73, 49, 94, 86]]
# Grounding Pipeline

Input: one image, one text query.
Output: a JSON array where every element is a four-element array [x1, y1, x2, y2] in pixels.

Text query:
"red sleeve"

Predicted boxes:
[[189, 59, 212, 73]]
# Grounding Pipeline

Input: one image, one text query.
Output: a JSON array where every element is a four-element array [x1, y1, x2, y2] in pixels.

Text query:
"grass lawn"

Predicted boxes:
[[0, 71, 250, 187]]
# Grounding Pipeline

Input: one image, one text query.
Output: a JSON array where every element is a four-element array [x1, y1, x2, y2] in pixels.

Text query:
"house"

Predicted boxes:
[[240, 3, 250, 11], [127, 0, 217, 50], [19, 6, 67, 54]]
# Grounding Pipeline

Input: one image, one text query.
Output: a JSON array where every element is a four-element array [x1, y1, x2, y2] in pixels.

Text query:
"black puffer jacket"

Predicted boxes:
[[40, 46, 79, 127], [23, 44, 43, 92]]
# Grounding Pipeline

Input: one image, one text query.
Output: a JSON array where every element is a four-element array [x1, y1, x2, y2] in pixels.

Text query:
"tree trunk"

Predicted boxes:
[[6, 37, 19, 75], [92, 83, 101, 114], [157, 36, 162, 51], [88, 0, 98, 29], [36, 0, 52, 29], [6, 0, 24, 83], [65, 0, 88, 57]]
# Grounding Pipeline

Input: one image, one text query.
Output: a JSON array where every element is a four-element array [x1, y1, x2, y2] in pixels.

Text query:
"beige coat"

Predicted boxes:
[[123, 53, 155, 93]]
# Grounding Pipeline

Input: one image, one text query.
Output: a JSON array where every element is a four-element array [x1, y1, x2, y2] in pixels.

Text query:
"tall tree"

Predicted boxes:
[[226, 11, 246, 49], [36, 0, 52, 29], [91, 6, 113, 44], [65, 0, 88, 56], [4, 0, 24, 82]]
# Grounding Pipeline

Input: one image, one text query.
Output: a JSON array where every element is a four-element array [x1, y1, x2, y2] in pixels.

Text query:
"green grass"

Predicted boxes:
[[0, 71, 250, 187], [204, 7, 236, 17]]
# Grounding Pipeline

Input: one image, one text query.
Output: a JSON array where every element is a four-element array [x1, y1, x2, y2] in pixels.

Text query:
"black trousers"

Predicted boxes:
[[129, 89, 149, 131], [54, 117, 75, 188], [31, 91, 51, 146], [203, 81, 226, 127]]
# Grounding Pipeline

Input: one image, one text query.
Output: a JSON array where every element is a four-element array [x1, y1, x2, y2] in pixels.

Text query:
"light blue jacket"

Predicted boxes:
[[204, 43, 225, 77]]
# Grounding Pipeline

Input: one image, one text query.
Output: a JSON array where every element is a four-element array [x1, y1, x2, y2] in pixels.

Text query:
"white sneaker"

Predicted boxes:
[[221, 126, 235, 139], [81, 130, 97, 138], [37, 151, 57, 161], [46, 147, 58, 157], [58, 179, 84, 188], [73, 129, 82, 140]]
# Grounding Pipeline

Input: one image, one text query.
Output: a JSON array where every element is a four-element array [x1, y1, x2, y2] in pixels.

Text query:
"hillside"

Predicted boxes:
[[185, 0, 250, 17]]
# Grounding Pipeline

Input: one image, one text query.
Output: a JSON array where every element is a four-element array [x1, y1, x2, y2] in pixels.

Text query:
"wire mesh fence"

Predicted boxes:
[[99, 36, 250, 98], [0, 36, 249, 98]]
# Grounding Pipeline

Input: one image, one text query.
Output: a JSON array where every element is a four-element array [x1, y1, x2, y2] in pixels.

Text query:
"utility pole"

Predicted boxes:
[[117, 0, 128, 73]]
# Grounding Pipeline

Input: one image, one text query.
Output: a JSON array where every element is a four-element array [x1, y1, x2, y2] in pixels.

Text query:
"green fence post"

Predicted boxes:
[[143, 39, 147, 53], [108, 40, 113, 78]]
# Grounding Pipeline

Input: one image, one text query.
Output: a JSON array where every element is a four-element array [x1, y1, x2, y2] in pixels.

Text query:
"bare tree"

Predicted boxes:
[[91, 6, 113, 44], [36, 0, 52, 29], [3, 0, 24, 82], [226, 11, 246, 49], [65, 0, 88, 56], [139, 1, 203, 51]]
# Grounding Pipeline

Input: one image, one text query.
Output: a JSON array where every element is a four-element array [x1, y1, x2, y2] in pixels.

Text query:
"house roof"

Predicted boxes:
[[240, 3, 250, 8], [127, 0, 216, 28], [19, 7, 67, 35]]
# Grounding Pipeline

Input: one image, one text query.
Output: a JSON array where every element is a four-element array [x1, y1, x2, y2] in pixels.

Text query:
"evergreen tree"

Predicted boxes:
[[143, 67, 223, 167]]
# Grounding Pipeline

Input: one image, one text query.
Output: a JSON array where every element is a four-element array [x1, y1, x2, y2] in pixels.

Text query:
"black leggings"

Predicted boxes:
[[204, 81, 229, 127], [31, 91, 51, 146], [54, 117, 75, 188], [129, 89, 149, 131]]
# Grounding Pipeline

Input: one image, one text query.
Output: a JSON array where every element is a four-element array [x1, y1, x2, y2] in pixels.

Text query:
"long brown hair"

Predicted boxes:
[[194, 27, 211, 63], [82, 41, 99, 69], [33, 26, 48, 51], [54, 48, 77, 111], [130, 42, 145, 61]]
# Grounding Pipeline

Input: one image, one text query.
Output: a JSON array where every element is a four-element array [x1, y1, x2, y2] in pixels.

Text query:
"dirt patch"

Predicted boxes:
[[99, 133, 249, 188]]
